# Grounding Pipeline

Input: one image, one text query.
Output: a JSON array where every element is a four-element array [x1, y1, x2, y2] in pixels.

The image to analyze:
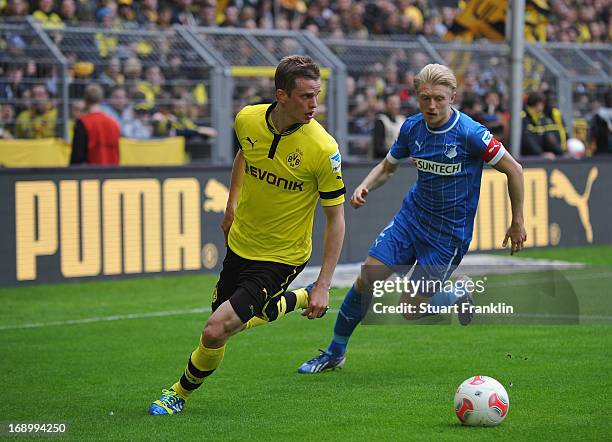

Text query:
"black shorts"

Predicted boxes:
[[211, 247, 307, 323]]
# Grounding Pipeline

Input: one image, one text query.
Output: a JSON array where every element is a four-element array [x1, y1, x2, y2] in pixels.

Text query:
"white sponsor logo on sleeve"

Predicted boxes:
[[329, 150, 342, 173], [481, 131, 493, 146]]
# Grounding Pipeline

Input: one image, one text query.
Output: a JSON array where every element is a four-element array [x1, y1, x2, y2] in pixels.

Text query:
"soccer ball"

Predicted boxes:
[[454, 375, 510, 426]]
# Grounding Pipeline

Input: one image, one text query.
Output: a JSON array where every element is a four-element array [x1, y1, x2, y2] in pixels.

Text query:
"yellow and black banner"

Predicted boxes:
[[0, 158, 610, 285], [0, 137, 185, 168], [444, 0, 550, 42]]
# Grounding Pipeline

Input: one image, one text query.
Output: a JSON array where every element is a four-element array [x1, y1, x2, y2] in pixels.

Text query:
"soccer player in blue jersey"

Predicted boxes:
[[298, 63, 527, 374]]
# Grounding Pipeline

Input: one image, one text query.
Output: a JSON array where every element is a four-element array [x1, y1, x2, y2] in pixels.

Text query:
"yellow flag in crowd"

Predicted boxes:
[[444, 0, 549, 42]]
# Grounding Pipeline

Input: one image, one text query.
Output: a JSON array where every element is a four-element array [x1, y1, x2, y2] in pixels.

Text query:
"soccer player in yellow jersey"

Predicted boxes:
[[149, 55, 346, 415]]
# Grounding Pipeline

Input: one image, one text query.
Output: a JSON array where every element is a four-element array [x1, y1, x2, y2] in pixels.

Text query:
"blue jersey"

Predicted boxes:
[[387, 109, 506, 247]]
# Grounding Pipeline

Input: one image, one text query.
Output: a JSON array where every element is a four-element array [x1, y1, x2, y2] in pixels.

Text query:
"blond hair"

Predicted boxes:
[[413, 64, 457, 92]]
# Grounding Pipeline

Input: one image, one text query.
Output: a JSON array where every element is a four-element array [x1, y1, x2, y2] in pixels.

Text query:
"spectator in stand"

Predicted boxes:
[[152, 94, 217, 141], [220, 5, 240, 27], [482, 90, 509, 144], [151, 91, 175, 137], [0, 104, 15, 139], [543, 91, 568, 152], [59, 0, 78, 26], [138, 65, 164, 110], [100, 86, 134, 135], [302, 1, 327, 31], [123, 102, 152, 139], [15, 84, 58, 138], [372, 93, 404, 159], [2, 0, 29, 17], [158, 4, 174, 29], [0, 64, 27, 103], [173, 97, 217, 139], [136, 0, 158, 28], [71, 83, 120, 165], [172, 0, 198, 26], [73, 0, 96, 22], [32, 0, 63, 28], [589, 90, 612, 155], [122, 56, 142, 97], [196, 1, 216, 27], [67, 98, 84, 142], [99, 57, 124, 92], [460, 92, 486, 125], [117, 0, 138, 29], [69, 61, 94, 99], [520, 91, 563, 158], [325, 13, 344, 37], [5, 34, 27, 59], [345, 3, 368, 38], [238, 6, 258, 29]]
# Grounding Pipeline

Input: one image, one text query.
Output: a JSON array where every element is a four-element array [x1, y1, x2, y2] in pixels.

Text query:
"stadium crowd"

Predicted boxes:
[[1, 0, 609, 42], [0, 0, 610, 159]]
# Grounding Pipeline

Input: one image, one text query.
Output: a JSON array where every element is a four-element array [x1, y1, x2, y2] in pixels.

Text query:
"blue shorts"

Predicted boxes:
[[368, 210, 467, 282]]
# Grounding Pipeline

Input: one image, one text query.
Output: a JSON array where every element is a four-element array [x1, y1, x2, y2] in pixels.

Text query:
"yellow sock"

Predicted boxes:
[[241, 289, 310, 333], [172, 340, 226, 399], [294, 288, 309, 309]]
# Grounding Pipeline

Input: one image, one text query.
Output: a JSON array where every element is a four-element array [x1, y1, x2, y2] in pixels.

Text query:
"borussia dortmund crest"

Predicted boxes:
[[287, 148, 303, 168]]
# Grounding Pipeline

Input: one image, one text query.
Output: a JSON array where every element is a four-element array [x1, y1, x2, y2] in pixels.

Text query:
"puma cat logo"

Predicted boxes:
[[549, 167, 598, 243]]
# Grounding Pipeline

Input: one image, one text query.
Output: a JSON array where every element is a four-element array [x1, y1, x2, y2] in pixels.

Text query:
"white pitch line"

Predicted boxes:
[[3, 270, 612, 333], [0, 297, 347, 332], [0, 307, 212, 331]]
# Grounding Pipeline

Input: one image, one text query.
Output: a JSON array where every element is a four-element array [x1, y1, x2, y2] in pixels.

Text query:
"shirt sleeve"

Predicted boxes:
[[467, 124, 506, 166], [316, 147, 346, 207], [70, 119, 88, 165], [387, 119, 412, 164]]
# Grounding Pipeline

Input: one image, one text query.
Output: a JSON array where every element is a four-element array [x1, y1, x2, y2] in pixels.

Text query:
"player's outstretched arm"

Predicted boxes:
[[493, 152, 527, 255], [350, 158, 398, 209], [302, 203, 345, 320], [222, 150, 245, 245]]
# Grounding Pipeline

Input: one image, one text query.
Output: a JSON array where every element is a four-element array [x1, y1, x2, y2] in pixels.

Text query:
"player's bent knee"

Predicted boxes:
[[203, 318, 235, 344]]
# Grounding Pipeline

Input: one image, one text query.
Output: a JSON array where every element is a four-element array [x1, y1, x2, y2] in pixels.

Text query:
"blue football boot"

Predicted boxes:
[[149, 388, 185, 415], [297, 349, 346, 374]]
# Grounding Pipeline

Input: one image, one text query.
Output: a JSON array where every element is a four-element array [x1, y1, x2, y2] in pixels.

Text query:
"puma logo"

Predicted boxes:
[[549, 167, 598, 243], [246, 137, 257, 149], [203, 178, 229, 213]]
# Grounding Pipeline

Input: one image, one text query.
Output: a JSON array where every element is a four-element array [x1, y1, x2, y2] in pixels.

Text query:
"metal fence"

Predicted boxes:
[[326, 37, 611, 158], [190, 27, 346, 163], [1, 18, 610, 163]]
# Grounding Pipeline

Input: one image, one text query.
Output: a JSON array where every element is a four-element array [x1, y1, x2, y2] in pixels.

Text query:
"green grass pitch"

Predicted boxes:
[[2, 246, 611, 440]]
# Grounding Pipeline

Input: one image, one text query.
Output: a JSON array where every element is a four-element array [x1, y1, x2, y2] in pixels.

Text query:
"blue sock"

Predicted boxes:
[[327, 285, 364, 357], [429, 282, 462, 307]]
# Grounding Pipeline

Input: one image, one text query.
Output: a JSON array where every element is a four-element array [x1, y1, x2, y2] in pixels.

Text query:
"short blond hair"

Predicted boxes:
[[414, 64, 457, 92]]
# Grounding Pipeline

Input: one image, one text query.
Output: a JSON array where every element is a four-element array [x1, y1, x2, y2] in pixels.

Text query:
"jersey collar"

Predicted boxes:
[[266, 102, 302, 136], [425, 107, 460, 134]]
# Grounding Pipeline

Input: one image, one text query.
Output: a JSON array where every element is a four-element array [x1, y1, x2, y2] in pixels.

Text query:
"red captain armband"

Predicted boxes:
[[481, 137, 505, 164]]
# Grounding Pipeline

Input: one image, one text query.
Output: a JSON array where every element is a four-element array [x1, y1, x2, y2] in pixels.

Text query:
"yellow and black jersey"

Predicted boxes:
[[230, 102, 345, 266]]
